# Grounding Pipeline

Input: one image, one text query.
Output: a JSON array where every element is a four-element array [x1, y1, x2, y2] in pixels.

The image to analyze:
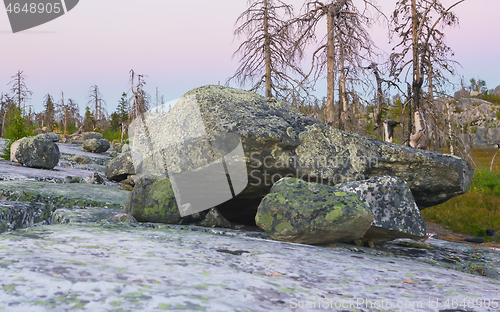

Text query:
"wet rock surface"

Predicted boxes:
[[256, 178, 374, 244], [338, 176, 427, 243], [0, 222, 499, 311]]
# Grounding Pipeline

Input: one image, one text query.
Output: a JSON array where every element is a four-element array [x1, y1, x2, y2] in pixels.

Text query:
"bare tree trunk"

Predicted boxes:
[[373, 66, 383, 128], [264, 0, 272, 98], [326, 9, 335, 126], [447, 102, 454, 155]]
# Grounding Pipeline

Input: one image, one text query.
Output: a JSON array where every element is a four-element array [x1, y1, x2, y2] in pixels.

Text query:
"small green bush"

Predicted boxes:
[[0, 108, 33, 160], [103, 128, 127, 142]]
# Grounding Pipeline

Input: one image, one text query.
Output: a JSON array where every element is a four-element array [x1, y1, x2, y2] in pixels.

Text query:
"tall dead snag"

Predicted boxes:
[[390, 0, 464, 149], [56, 92, 80, 135], [88, 85, 106, 130], [291, 0, 379, 129], [129, 70, 149, 121], [228, 0, 306, 98]]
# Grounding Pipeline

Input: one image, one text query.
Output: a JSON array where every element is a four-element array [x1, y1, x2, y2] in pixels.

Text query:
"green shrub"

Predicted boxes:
[[0, 108, 33, 160], [103, 128, 127, 142]]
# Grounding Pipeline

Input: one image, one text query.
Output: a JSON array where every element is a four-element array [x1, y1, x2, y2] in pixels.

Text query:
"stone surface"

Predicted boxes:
[[113, 142, 124, 153], [0, 180, 129, 210], [105, 151, 136, 181], [338, 176, 427, 243], [495, 85, 500, 97], [256, 178, 374, 244], [130, 86, 472, 224], [15, 135, 60, 169], [82, 132, 103, 141], [52, 206, 121, 224], [0, 200, 51, 233], [454, 88, 470, 100], [82, 138, 111, 153], [9, 138, 25, 162], [67, 154, 91, 164], [124, 175, 181, 224], [0, 223, 499, 311], [198, 208, 231, 228], [38, 132, 60, 142], [84, 172, 106, 185]]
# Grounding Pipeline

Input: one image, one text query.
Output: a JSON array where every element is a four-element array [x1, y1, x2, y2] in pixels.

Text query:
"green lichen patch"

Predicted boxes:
[[256, 178, 374, 244]]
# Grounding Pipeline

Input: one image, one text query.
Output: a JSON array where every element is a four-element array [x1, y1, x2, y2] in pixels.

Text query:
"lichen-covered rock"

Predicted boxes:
[[82, 132, 103, 141], [124, 176, 181, 224], [68, 154, 91, 164], [38, 133, 60, 142], [52, 206, 120, 224], [105, 152, 135, 181], [130, 86, 472, 224], [85, 172, 106, 185], [338, 176, 426, 243], [111, 213, 138, 223], [15, 135, 60, 169], [9, 138, 26, 162], [0, 200, 51, 233], [82, 138, 110, 153], [255, 178, 374, 244], [0, 180, 128, 210], [198, 208, 231, 228], [113, 142, 124, 153], [122, 144, 130, 153]]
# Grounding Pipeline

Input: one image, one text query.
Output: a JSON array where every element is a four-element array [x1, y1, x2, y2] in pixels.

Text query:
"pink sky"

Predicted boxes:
[[0, 0, 499, 115]]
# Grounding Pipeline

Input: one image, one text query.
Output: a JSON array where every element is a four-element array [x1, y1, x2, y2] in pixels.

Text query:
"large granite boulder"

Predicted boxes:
[[38, 133, 60, 142], [338, 176, 426, 243], [82, 138, 110, 153], [9, 138, 26, 162], [113, 142, 124, 153], [494, 85, 500, 97], [129, 85, 473, 224], [255, 178, 374, 244], [105, 152, 135, 181], [124, 175, 181, 224], [15, 135, 60, 169], [82, 132, 103, 141]]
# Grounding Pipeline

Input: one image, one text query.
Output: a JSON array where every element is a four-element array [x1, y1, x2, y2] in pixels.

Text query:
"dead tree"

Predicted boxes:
[[8, 71, 32, 112], [290, 0, 380, 129], [227, 0, 306, 98], [390, 0, 464, 149], [88, 85, 106, 129]]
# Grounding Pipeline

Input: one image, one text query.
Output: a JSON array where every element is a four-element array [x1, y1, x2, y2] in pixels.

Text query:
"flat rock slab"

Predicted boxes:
[[0, 224, 499, 311], [0, 160, 113, 183], [0, 180, 129, 209], [56, 142, 113, 159]]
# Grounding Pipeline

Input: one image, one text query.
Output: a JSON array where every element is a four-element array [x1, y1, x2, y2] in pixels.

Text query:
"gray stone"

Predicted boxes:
[[67, 154, 91, 164], [105, 152, 136, 181], [52, 206, 120, 224], [15, 135, 60, 169], [454, 88, 470, 100], [9, 138, 26, 162], [122, 143, 130, 153], [82, 138, 110, 153], [82, 132, 103, 141], [0, 223, 499, 310], [124, 175, 181, 224], [0, 200, 51, 233], [113, 142, 124, 153], [0, 180, 129, 210], [38, 133, 60, 142], [85, 172, 106, 185], [255, 178, 374, 244], [494, 85, 500, 97], [338, 176, 427, 243], [130, 86, 473, 224], [198, 208, 231, 228], [111, 213, 138, 223]]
